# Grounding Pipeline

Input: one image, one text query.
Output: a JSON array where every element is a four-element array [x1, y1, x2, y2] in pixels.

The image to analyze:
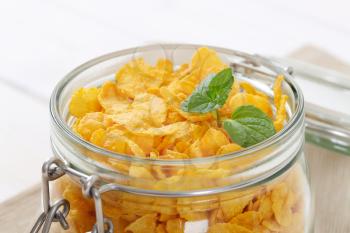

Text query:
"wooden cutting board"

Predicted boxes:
[[0, 184, 41, 232], [1, 46, 349, 233]]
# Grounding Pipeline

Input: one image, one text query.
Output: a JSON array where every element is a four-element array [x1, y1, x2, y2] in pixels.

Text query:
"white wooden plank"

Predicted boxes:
[[0, 83, 50, 202]]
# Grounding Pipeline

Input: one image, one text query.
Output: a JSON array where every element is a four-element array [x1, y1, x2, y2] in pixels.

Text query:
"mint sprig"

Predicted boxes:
[[223, 105, 275, 147], [181, 69, 275, 147], [181, 68, 234, 113]]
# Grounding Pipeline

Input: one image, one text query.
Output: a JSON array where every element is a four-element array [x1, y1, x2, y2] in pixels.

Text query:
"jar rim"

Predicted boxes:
[[50, 43, 304, 166]]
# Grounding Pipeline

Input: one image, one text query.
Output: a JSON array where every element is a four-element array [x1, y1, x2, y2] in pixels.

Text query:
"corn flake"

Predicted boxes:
[[125, 213, 158, 233], [200, 128, 230, 156], [191, 47, 227, 80], [166, 218, 184, 233], [216, 143, 242, 155], [228, 93, 273, 118], [116, 58, 164, 98], [69, 87, 101, 117], [274, 95, 288, 131], [208, 223, 252, 233], [271, 182, 293, 226], [98, 81, 130, 114], [273, 74, 284, 107]]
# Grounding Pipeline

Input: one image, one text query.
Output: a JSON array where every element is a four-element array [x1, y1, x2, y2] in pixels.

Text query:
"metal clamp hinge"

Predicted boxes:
[[81, 175, 114, 233], [30, 158, 114, 233], [30, 158, 70, 233]]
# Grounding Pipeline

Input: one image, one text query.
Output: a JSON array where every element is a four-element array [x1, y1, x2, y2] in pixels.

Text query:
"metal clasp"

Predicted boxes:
[[31, 159, 114, 233], [81, 175, 114, 233], [30, 158, 70, 233]]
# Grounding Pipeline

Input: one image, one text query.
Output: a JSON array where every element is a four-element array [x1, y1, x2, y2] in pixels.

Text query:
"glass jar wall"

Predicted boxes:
[[49, 44, 312, 233]]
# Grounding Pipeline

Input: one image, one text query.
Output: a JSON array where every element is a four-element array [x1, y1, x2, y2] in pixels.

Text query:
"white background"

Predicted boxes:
[[1, 0, 350, 201]]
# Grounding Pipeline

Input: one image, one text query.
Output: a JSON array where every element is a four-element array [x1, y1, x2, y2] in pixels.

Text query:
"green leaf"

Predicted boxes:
[[223, 105, 275, 147], [181, 68, 234, 113]]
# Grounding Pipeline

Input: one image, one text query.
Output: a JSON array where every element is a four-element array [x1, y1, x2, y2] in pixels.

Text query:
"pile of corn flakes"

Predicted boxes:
[[69, 47, 288, 159], [53, 47, 308, 233]]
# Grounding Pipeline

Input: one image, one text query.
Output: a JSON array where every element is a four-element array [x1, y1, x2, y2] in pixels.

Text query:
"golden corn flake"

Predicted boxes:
[[200, 127, 230, 156], [156, 223, 167, 233], [176, 109, 213, 122], [162, 149, 189, 159], [262, 218, 282, 232], [156, 59, 173, 73], [74, 112, 113, 140], [258, 195, 273, 220], [116, 58, 164, 98], [208, 223, 252, 233], [135, 93, 168, 127], [240, 82, 257, 95], [240, 82, 269, 100], [273, 75, 289, 130], [220, 194, 253, 222], [129, 165, 154, 179], [90, 128, 107, 147], [69, 87, 101, 117], [228, 93, 273, 118], [126, 133, 155, 155], [98, 81, 130, 114], [125, 213, 157, 233], [187, 139, 203, 158], [230, 211, 262, 230], [152, 198, 177, 216], [271, 182, 293, 226], [191, 47, 227, 80], [131, 121, 190, 137], [166, 218, 184, 233], [219, 81, 240, 117], [93, 128, 146, 157], [216, 143, 242, 155], [273, 74, 284, 108], [167, 73, 198, 97], [274, 95, 288, 131]]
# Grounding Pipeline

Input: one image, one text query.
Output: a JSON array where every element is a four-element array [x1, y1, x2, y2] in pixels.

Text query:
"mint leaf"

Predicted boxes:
[[223, 105, 275, 147], [181, 68, 234, 113], [181, 89, 216, 112], [207, 68, 234, 105]]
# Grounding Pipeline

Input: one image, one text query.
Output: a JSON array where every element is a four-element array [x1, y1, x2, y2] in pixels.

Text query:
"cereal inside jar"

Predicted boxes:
[[49, 45, 312, 233]]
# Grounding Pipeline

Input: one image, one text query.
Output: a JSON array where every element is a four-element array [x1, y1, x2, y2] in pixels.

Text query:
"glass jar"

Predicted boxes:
[[47, 44, 312, 233]]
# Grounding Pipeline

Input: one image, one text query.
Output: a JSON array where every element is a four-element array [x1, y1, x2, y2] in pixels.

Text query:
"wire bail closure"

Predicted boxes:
[[30, 158, 114, 233], [30, 158, 70, 233], [81, 175, 114, 233]]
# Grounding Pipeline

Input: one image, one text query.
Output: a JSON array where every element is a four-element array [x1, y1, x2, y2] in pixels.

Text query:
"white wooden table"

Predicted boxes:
[[1, 0, 350, 203]]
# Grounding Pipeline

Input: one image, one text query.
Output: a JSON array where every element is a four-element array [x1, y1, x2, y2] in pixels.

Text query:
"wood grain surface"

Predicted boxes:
[[291, 45, 350, 233], [306, 144, 350, 233], [0, 184, 41, 232], [1, 46, 349, 233]]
